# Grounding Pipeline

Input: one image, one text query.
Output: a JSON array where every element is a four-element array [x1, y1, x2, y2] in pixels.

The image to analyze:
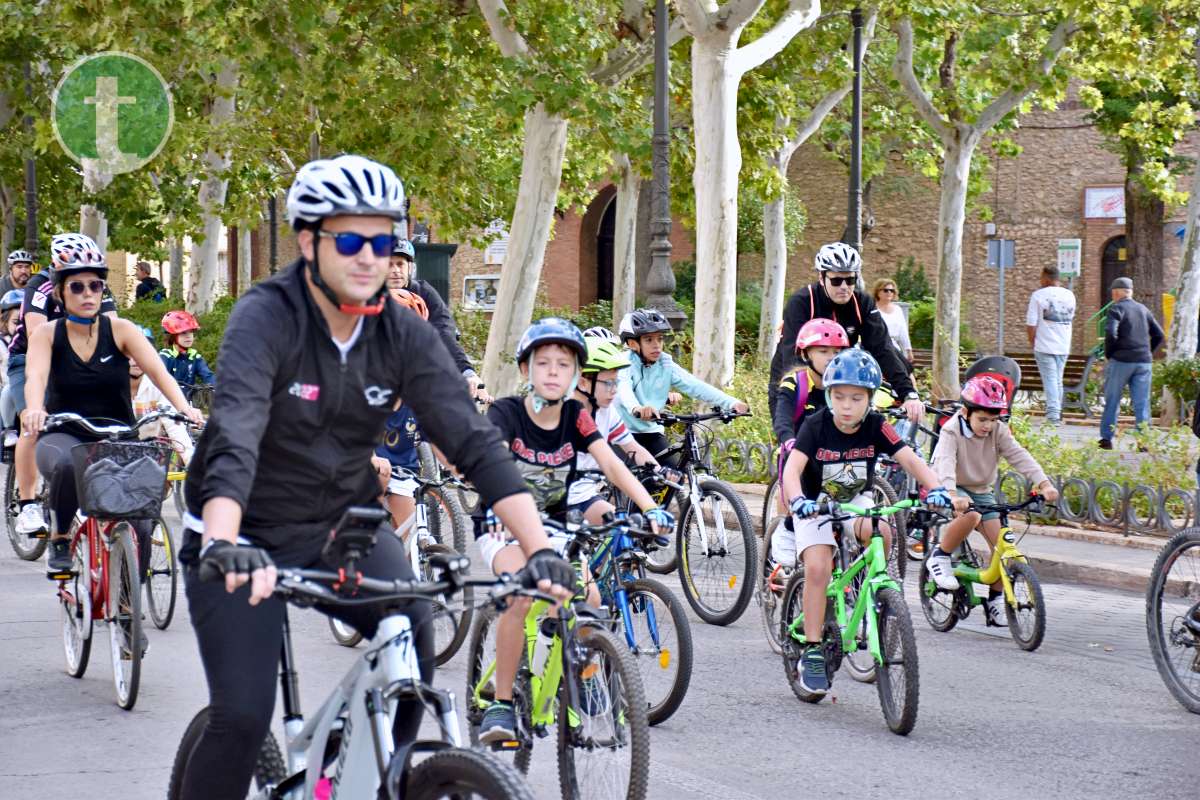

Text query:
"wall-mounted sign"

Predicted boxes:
[[1057, 238, 1081, 277], [1084, 186, 1124, 219], [483, 219, 509, 265], [464, 274, 500, 311]]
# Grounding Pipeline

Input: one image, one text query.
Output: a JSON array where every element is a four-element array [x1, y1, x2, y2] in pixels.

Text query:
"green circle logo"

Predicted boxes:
[[52, 51, 173, 175]]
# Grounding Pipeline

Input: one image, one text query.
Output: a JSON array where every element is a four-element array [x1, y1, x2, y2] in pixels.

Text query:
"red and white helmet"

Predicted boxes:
[[162, 310, 200, 335], [960, 375, 1008, 412], [50, 233, 105, 271], [795, 318, 850, 354]]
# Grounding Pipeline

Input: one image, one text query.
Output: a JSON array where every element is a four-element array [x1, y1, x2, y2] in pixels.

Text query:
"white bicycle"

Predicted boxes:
[[168, 511, 534, 800]]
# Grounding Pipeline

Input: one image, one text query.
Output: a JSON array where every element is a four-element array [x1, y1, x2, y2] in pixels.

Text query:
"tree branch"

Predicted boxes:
[[592, 16, 689, 86], [733, 0, 820, 75], [780, 7, 878, 165], [675, 0, 717, 36], [892, 17, 953, 142], [476, 0, 530, 59], [973, 16, 1076, 132], [721, 0, 768, 33]]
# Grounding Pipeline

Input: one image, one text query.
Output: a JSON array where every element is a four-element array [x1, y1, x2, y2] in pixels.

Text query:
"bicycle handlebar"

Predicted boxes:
[[42, 410, 198, 439], [656, 410, 749, 426], [970, 493, 1051, 516], [272, 566, 557, 609]]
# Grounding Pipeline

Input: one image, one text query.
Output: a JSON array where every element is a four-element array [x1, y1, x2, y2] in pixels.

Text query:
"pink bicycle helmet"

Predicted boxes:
[[794, 318, 850, 354], [960, 375, 1008, 412]]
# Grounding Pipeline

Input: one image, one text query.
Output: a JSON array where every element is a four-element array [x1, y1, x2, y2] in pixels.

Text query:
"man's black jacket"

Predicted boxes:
[[185, 261, 523, 559], [409, 277, 473, 375], [767, 283, 915, 415]]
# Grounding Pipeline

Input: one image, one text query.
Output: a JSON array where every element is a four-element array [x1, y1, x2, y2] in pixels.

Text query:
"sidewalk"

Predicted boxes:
[[733, 483, 1176, 595]]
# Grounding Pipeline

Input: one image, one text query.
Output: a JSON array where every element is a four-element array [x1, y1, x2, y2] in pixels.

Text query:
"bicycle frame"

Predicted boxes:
[[269, 609, 461, 800], [947, 524, 1025, 608], [590, 530, 663, 654], [58, 514, 126, 622], [785, 501, 912, 664]]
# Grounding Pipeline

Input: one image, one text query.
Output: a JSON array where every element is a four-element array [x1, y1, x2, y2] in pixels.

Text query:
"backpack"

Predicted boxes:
[[790, 368, 813, 425]]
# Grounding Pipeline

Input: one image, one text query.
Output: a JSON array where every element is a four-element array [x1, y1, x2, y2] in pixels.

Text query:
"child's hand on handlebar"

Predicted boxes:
[[951, 496, 971, 514], [732, 400, 750, 415], [1037, 483, 1059, 503], [635, 405, 658, 421], [183, 406, 205, 426], [666, 391, 683, 406]]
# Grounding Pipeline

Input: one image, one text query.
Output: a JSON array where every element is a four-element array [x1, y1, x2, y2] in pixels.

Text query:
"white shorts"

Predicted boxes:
[[475, 529, 571, 575], [771, 493, 874, 566], [386, 476, 419, 498]]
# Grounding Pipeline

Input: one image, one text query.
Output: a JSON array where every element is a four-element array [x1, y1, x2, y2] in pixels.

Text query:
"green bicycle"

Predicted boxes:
[[780, 497, 923, 735], [465, 547, 650, 800]]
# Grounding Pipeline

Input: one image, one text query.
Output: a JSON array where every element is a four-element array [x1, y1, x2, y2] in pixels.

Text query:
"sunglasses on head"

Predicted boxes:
[[317, 230, 397, 258], [826, 275, 856, 287], [66, 279, 105, 295]]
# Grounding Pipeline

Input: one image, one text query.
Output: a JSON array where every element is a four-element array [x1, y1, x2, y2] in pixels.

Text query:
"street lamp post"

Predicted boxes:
[[844, 7, 864, 252], [643, 0, 686, 330]]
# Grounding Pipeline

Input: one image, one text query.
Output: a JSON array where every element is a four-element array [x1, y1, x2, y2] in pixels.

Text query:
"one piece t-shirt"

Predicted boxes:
[[793, 408, 906, 501], [486, 396, 602, 517], [567, 403, 633, 506], [375, 403, 421, 472]]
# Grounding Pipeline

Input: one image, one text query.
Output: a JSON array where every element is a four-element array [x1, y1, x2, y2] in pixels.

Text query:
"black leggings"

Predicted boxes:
[[36, 431, 150, 576], [179, 530, 434, 800], [632, 431, 679, 467]]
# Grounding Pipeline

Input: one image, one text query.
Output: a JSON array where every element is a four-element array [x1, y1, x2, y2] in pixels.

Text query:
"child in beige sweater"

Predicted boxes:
[[928, 375, 1058, 625]]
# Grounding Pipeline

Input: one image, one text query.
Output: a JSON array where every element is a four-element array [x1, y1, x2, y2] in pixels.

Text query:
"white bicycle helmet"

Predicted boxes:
[[814, 242, 862, 273], [285, 154, 407, 230], [50, 233, 106, 271], [6, 249, 33, 265], [583, 326, 621, 345]]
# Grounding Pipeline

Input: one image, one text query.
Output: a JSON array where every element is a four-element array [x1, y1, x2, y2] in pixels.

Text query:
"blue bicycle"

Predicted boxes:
[[565, 513, 695, 726]]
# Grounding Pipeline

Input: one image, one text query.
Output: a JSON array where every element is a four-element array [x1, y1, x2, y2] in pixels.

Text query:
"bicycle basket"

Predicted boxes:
[[71, 440, 170, 519]]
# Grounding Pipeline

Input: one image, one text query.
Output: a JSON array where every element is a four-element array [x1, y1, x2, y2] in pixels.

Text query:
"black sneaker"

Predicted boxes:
[[1098, 439, 1113, 450], [478, 701, 517, 744], [46, 539, 72, 577], [799, 645, 829, 695]]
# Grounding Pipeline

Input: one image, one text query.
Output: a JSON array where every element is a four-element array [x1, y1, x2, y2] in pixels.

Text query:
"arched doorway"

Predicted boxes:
[[596, 197, 616, 303], [1101, 236, 1128, 303]]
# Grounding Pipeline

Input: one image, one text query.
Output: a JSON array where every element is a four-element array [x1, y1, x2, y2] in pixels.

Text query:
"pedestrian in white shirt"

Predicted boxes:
[[872, 278, 912, 367], [1025, 265, 1076, 424]]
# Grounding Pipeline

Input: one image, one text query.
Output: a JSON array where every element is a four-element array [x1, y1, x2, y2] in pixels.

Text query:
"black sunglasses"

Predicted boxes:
[[881, 287, 896, 294], [826, 276, 856, 287], [66, 279, 105, 295], [317, 230, 397, 258]]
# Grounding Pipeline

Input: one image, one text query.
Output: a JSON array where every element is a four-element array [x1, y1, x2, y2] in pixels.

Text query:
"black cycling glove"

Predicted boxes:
[[523, 547, 575, 591], [197, 539, 275, 583]]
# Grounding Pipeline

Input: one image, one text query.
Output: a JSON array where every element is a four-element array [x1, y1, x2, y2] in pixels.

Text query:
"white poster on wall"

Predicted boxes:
[[483, 219, 509, 265], [1084, 186, 1124, 219]]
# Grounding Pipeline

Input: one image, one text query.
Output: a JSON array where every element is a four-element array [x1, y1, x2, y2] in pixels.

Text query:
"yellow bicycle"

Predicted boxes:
[[918, 494, 1047, 651]]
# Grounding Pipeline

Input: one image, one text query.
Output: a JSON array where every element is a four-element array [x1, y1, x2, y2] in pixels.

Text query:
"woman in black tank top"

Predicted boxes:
[[20, 252, 204, 576]]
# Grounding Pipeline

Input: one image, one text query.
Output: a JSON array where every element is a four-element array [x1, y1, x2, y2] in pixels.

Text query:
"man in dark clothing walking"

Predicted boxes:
[[135, 261, 166, 301], [1099, 276, 1164, 449], [768, 242, 923, 432]]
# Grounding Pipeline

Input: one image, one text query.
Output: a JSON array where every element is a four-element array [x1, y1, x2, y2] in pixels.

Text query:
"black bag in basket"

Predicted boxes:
[[72, 441, 169, 519]]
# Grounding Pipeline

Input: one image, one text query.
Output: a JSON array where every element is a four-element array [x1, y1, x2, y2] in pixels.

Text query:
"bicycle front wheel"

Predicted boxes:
[[874, 587, 920, 735], [676, 478, 756, 626], [1005, 560, 1046, 651], [1147, 528, 1200, 714], [420, 542, 473, 665], [146, 518, 177, 630], [328, 616, 363, 648], [403, 748, 535, 800], [619, 578, 693, 725], [108, 523, 144, 710], [424, 485, 469, 554], [557, 623, 650, 800]]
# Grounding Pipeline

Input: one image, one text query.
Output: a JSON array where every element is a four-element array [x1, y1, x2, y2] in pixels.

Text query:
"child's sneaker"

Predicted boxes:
[[984, 595, 1006, 627], [478, 701, 517, 743], [925, 550, 959, 591], [799, 645, 829, 695]]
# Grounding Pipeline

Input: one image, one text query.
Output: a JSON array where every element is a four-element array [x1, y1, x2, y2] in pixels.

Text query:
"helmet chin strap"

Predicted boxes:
[[307, 228, 387, 317]]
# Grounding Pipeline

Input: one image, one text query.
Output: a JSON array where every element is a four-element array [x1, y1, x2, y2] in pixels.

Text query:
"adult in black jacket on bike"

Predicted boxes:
[[768, 242, 924, 427], [177, 154, 572, 800], [388, 236, 492, 403]]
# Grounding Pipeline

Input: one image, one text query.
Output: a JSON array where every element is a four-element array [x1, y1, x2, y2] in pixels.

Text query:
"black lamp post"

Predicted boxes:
[[844, 7, 864, 252], [643, 0, 686, 329]]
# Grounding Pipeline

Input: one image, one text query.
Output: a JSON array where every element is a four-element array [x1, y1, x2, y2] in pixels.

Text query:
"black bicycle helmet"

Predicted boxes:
[[618, 308, 671, 341], [963, 355, 1022, 404]]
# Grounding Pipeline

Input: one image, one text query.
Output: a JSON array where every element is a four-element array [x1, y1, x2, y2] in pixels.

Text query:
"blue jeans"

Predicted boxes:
[[1034, 352, 1067, 422], [1100, 360, 1152, 440]]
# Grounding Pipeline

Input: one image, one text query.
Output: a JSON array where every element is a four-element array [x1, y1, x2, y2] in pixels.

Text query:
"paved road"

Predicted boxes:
[[2, 518, 1197, 800]]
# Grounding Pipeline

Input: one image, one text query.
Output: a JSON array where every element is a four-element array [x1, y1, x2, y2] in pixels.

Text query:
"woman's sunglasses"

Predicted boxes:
[[317, 230, 397, 258], [66, 279, 105, 296], [826, 276, 856, 287], [881, 287, 897, 294]]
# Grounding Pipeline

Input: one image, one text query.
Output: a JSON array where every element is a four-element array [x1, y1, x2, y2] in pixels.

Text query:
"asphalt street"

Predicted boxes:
[[1, 510, 1198, 800]]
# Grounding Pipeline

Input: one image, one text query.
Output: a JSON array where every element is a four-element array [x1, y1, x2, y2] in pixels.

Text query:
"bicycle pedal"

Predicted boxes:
[[47, 570, 76, 582], [27, 531, 48, 540], [491, 739, 523, 751]]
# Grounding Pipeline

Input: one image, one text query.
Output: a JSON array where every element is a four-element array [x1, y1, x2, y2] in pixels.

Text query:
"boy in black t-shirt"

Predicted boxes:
[[477, 318, 672, 744], [781, 349, 951, 697]]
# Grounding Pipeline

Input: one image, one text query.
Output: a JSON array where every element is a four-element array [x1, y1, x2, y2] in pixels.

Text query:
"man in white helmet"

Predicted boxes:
[[175, 154, 573, 800], [0, 249, 33, 295], [768, 242, 924, 424]]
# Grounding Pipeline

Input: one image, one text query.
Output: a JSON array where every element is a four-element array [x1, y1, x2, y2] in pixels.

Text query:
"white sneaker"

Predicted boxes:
[[15, 502, 47, 537], [984, 595, 1006, 627], [925, 551, 960, 590]]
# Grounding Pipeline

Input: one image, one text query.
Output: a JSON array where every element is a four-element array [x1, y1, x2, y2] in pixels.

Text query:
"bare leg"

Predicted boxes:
[[16, 432, 36, 501], [801, 544, 834, 642], [939, 511, 981, 554], [491, 545, 530, 702]]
